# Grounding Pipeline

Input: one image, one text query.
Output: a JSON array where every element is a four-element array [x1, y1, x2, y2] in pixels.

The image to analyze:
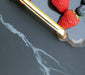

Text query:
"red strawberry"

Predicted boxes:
[[58, 10, 80, 29], [51, 0, 69, 13]]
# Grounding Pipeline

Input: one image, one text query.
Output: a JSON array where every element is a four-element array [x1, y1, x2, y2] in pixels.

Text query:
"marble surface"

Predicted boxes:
[[0, 0, 85, 75]]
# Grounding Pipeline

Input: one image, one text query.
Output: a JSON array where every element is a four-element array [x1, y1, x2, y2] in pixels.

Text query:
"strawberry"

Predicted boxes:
[[58, 10, 80, 29], [51, 0, 69, 13]]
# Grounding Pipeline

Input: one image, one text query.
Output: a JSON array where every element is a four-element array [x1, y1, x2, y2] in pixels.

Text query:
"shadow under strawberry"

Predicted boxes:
[[48, 0, 63, 23]]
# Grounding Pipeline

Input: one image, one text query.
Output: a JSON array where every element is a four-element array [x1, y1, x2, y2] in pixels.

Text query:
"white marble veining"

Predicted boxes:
[[0, 14, 69, 75]]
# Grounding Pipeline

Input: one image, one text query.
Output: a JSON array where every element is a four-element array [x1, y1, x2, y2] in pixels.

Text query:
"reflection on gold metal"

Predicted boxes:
[[19, 0, 67, 40]]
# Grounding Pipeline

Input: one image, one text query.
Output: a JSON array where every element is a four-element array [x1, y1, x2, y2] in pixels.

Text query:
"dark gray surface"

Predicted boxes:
[[0, 0, 85, 75]]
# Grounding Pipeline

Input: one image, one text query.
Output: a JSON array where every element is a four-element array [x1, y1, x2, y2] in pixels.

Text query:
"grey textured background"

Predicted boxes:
[[0, 0, 85, 75]]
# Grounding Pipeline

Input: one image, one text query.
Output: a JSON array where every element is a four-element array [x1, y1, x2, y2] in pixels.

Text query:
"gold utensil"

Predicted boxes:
[[19, 0, 67, 40]]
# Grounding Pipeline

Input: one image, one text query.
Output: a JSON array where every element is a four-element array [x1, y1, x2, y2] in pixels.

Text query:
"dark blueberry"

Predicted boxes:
[[81, 0, 85, 5], [77, 5, 85, 16]]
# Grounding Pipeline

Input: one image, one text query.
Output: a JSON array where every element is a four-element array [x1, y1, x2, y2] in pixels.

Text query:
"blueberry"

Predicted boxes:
[[77, 5, 85, 16], [81, 0, 85, 5]]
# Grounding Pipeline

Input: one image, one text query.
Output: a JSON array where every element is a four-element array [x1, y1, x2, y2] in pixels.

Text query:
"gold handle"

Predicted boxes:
[[19, 0, 67, 40]]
